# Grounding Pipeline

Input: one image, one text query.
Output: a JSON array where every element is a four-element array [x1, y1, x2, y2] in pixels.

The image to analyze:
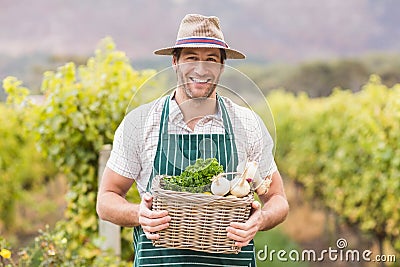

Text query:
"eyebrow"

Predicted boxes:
[[182, 50, 220, 58], [207, 52, 220, 58]]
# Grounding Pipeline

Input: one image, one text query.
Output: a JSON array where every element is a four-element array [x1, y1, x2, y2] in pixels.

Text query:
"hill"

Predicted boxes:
[[1, 0, 399, 61], [1, 0, 400, 98]]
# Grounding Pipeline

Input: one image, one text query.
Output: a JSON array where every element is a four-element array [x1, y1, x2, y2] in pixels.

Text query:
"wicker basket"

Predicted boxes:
[[151, 175, 254, 254]]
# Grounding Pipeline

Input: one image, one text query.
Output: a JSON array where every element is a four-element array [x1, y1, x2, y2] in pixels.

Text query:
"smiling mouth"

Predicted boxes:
[[190, 77, 211, 84]]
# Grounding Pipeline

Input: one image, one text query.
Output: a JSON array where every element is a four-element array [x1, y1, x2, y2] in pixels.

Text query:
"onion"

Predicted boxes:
[[256, 177, 272, 195], [244, 161, 258, 182], [236, 161, 246, 173], [211, 174, 230, 196], [230, 176, 251, 197]]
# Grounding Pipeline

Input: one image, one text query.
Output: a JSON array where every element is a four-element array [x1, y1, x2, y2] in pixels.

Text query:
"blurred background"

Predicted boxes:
[[1, 0, 400, 98], [1, 1, 399, 266]]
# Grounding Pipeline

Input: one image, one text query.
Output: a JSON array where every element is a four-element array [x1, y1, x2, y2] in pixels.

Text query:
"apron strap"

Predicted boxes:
[[159, 95, 234, 136], [158, 95, 171, 138], [217, 94, 235, 136]]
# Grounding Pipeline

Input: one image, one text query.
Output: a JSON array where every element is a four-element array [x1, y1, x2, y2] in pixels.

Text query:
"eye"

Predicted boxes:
[[207, 58, 218, 62], [185, 56, 198, 61]]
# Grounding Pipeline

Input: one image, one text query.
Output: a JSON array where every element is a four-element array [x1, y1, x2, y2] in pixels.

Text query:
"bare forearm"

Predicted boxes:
[[259, 194, 289, 231], [96, 192, 140, 227]]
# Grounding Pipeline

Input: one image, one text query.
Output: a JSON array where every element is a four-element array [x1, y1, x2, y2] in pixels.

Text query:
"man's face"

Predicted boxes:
[[173, 47, 224, 100]]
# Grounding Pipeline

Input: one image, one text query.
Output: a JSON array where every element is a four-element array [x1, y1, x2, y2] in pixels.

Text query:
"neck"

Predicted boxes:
[[174, 90, 218, 130]]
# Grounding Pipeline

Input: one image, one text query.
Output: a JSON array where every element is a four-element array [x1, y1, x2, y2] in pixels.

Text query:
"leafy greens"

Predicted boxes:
[[162, 158, 224, 193]]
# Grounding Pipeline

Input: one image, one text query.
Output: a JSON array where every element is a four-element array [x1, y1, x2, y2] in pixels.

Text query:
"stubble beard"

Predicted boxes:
[[177, 71, 220, 102]]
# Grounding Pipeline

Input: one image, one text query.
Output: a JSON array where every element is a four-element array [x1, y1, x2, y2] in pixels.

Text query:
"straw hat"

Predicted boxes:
[[154, 14, 245, 59]]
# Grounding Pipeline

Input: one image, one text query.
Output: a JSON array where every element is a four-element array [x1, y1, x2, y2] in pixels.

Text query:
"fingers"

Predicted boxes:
[[139, 193, 168, 219], [139, 193, 171, 240], [142, 192, 153, 208], [250, 200, 261, 214], [226, 226, 248, 239], [226, 226, 254, 247], [226, 200, 261, 247], [140, 215, 170, 232], [229, 200, 261, 229], [226, 223, 257, 247], [252, 200, 261, 210], [143, 231, 162, 240]]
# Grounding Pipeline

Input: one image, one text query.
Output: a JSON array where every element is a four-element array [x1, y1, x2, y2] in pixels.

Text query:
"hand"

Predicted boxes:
[[226, 201, 262, 247], [138, 192, 171, 240]]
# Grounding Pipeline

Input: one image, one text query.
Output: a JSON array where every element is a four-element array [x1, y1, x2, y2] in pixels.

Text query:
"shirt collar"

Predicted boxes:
[[168, 90, 222, 124]]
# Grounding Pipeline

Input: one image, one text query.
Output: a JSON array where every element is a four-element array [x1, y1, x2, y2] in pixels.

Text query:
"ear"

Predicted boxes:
[[172, 56, 178, 72]]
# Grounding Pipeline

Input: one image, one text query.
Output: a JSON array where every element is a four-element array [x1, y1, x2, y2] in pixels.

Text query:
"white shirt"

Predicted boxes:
[[107, 94, 277, 196]]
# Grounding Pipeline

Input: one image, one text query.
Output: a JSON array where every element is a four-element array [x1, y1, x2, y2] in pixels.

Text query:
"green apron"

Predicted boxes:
[[133, 96, 256, 267]]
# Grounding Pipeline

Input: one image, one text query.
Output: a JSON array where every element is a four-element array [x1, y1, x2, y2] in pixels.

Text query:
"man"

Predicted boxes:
[[97, 14, 289, 266]]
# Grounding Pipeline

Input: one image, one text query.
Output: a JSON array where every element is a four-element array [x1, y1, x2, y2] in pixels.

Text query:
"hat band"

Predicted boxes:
[[175, 37, 228, 48]]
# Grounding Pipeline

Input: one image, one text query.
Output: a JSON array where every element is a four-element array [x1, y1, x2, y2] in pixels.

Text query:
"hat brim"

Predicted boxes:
[[154, 44, 246, 59]]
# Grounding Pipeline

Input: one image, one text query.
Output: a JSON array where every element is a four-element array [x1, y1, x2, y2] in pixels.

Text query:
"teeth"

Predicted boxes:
[[191, 78, 208, 83]]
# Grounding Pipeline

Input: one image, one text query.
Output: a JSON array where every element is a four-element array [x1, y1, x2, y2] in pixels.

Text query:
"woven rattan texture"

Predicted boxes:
[[152, 175, 253, 254]]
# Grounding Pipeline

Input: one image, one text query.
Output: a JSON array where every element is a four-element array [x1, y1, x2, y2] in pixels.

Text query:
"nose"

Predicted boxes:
[[193, 61, 208, 76]]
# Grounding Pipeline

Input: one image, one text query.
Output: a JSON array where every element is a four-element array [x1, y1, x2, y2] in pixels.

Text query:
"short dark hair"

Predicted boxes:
[[173, 48, 226, 63]]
